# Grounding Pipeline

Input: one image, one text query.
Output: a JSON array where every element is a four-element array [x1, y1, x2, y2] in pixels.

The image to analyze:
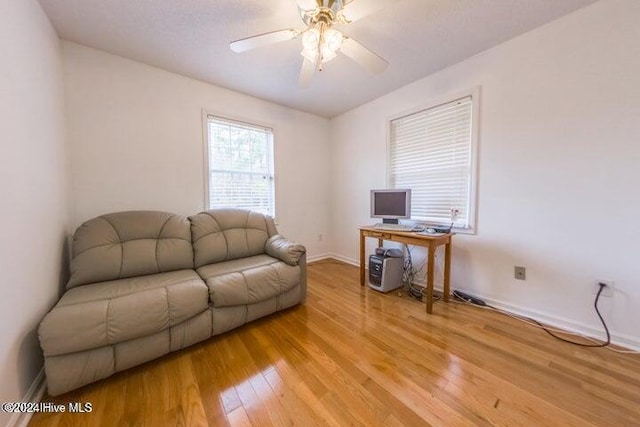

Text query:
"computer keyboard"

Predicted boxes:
[[373, 223, 424, 232]]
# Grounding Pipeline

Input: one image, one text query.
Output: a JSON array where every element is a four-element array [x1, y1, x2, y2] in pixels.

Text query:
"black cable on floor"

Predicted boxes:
[[454, 283, 611, 348], [506, 283, 610, 348]]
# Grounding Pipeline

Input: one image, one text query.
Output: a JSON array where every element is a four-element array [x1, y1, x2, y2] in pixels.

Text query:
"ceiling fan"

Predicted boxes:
[[230, 0, 389, 87]]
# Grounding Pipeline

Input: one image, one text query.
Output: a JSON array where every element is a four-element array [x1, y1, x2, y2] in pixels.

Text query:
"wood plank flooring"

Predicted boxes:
[[29, 259, 640, 426]]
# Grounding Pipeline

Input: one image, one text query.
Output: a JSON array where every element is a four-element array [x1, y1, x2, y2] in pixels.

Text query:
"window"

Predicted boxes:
[[205, 115, 275, 216], [389, 92, 478, 231]]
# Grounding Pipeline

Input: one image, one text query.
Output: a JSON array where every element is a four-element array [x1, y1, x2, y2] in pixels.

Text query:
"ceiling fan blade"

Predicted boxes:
[[299, 57, 316, 88], [339, 0, 389, 23], [340, 37, 388, 74], [230, 29, 297, 53]]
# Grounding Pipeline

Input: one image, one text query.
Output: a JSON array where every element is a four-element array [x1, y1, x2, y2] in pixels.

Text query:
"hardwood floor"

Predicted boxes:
[[30, 259, 640, 426]]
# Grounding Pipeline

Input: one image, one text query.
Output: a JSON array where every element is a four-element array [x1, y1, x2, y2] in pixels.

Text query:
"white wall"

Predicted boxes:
[[0, 1, 70, 425], [330, 0, 640, 348], [63, 42, 331, 259]]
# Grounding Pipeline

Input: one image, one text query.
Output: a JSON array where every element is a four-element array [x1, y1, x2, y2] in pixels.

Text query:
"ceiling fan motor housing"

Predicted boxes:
[[301, 0, 344, 26]]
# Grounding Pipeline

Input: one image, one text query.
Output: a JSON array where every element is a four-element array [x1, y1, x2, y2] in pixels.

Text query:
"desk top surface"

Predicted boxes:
[[359, 225, 454, 242]]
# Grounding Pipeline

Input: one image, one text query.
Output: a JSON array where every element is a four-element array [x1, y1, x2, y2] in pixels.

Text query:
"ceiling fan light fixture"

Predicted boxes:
[[324, 28, 343, 52], [300, 26, 343, 66], [320, 48, 337, 63], [301, 28, 320, 50]]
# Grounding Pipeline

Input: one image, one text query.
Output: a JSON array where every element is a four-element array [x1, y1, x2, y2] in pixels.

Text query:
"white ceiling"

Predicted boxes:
[[38, 0, 597, 118]]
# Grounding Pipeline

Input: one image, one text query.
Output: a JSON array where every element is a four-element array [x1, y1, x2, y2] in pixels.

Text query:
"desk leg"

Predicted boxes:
[[426, 243, 435, 314], [443, 240, 451, 303], [359, 231, 365, 286]]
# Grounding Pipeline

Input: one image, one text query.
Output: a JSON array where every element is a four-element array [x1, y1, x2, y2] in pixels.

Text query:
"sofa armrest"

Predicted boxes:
[[265, 235, 306, 266]]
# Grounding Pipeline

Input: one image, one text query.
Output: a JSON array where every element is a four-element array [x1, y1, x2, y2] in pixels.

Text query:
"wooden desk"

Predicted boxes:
[[359, 226, 454, 314]]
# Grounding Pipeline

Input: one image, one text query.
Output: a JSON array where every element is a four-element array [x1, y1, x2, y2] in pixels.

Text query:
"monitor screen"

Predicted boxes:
[[371, 189, 411, 222]]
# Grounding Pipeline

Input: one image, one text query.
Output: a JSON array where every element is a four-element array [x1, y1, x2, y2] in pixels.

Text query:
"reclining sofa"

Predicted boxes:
[[38, 208, 306, 396]]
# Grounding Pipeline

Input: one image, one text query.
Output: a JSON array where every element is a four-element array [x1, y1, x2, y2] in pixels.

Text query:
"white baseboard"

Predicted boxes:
[[6, 368, 46, 427], [323, 253, 359, 267], [316, 255, 640, 351], [306, 253, 332, 263], [307, 253, 360, 267]]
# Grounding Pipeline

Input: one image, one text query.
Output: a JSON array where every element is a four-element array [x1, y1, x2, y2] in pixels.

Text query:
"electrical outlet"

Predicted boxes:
[[514, 266, 526, 280], [594, 280, 614, 297]]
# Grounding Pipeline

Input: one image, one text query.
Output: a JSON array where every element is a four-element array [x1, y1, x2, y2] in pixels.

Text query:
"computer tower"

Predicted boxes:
[[369, 252, 404, 293]]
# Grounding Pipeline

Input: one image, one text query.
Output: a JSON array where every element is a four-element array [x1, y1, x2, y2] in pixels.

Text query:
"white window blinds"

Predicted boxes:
[[389, 96, 474, 228], [206, 116, 275, 216]]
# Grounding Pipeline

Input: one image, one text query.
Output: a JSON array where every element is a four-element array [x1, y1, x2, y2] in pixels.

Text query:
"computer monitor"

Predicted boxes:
[[370, 189, 411, 224]]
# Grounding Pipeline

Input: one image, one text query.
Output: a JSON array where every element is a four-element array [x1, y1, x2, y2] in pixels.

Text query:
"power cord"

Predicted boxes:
[[527, 282, 610, 348], [451, 283, 613, 349], [401, 245, 425, 300], [398, 266, 635, 353]]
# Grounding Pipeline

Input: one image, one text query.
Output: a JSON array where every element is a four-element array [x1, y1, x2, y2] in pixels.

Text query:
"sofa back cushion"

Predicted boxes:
[[67, 211, 194, 289], [190, 209, 278, 268]]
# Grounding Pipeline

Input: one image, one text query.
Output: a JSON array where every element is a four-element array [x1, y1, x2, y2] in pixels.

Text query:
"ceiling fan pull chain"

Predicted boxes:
[[318, 22, 327, 70]]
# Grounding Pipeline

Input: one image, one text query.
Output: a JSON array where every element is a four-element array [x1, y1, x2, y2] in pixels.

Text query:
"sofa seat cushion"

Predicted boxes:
[[39, 270, 209, 357], [197, 255, 301, 308]]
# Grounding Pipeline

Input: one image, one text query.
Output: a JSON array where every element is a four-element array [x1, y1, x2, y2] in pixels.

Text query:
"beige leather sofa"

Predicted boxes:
[[38, 209, 306, 396]]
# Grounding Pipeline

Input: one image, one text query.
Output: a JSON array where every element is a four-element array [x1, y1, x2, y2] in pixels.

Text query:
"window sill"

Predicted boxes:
[[452, 227, 475, 235]]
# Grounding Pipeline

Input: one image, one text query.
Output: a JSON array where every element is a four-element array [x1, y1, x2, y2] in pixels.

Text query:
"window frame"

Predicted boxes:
[[202, 110, 277, 217], [386, 87, 480, 234]]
